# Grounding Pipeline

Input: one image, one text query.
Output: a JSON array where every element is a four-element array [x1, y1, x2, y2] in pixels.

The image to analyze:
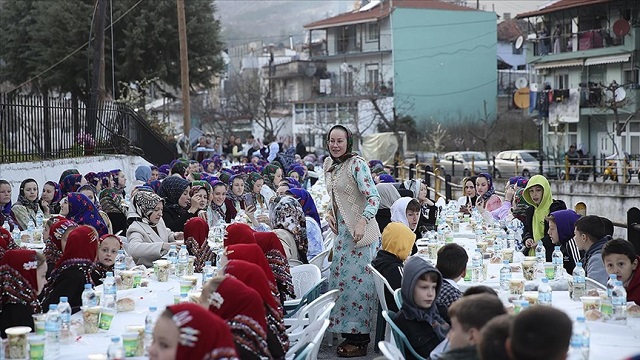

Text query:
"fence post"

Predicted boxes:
[[393, 161, 399, 179], [445, 174, 452, 201], [564, 155, 570, 181], [451, 158, 455, 177], [409, 163, 415, 180], [434, 168, 442, 200], [424, 165, 432, 199], [628, 207, 640, 256], [592, 155, 597, 182], [43, 95, 52, 159], [492, 156, 497, 178]]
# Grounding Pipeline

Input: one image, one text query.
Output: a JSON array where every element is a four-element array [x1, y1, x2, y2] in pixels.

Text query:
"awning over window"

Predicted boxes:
[[585, 54, 631, 66], [534, 59, 584, 70]]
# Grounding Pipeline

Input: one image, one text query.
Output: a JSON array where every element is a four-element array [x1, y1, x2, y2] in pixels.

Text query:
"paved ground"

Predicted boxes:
[[318, 334, 382, 360]]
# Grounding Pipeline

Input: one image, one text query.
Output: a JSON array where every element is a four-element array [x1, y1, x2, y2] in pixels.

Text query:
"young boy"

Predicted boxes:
[[435, 243, 468, 322], [394, 256, 449, 360], [602, 238, 640, 304], [507, 306, 572, 360], [478, 314, 512, 360], [440, 294, 507, 360], [574, 215, 609, 285], [546, 209, 582, 274]]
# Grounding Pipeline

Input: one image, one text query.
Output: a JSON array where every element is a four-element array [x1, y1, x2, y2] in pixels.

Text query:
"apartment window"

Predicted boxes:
[[554, 73, 569, 89], [341, 71, 353, 96], [549, 123, 578, 150], [366, 22, 379, 42], [620, 121, 640, 155], [365, 64, 379, 92]]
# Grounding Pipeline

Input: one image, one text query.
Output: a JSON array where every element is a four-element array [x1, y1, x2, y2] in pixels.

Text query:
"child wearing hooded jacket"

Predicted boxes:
[[546, 209, 582, 274], [394, 256, 449, 360], [521, 175, 566, 261]]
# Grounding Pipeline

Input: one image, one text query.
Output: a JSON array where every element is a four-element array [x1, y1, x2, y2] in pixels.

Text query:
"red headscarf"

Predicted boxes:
[[49, 218, 78, 250], [184, 217, 209, 247], [223, 222, 256, 247], [253, 231, 286, 258], [225, 244, 276, 284], [55, 225, 99, 268], [0, 249, 42, 316], [0, 228, 12, 248], [208, 275, 269, 335], [166, 303, 239, 360], [225, 260, 280, 312], [0, 249, 39, 290], [252, 231, 295, 302]]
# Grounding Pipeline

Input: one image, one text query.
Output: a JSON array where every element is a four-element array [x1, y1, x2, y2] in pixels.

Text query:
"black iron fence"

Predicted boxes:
[[0, 94, 177, 165]]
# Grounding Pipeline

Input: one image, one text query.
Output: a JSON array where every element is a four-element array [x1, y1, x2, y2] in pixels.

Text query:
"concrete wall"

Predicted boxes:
[[391, 8, 497, 124], [0, 155, 151, 203]]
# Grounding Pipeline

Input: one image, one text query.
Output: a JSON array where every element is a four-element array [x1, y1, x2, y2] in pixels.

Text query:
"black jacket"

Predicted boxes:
[[107, 212, 128, 235], [371, 250, 403, 312], [522, 199, 566, 261], [41, 267, 88, 314], [394, 311, 442, 360], [162, 207, 197, 232], [440, 346, 480, 360], [0, 303, 35, 338], [376, 208, 393, 234]]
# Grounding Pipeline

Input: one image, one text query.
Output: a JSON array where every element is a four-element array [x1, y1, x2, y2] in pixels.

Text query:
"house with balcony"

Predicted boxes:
[[517, 0, 640, 160], [301, 0, 497, 149]]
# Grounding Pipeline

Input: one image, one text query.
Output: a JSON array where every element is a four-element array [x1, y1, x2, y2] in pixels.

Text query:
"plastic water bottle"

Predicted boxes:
[[552, 246, 563, 280], [11, 227, 21, 246], [167, 245, 178, 274], [471, 248, 483, 282], [535, 240, 546, 263], [500, 260, 511, 292], [606, 274, 617, 298], [2, 219, 9, 232], [57, 297, 72, 343], [569, 318, 584, 360], [35, 208, 44, 228], [107, 336, 125, 360], [575, 316, 590, 359], [494, 233, 503, 252], [144, 307, 158, 355], [81, 283, 97, 308], [114, 250, 126, 277], [44, 304, 61, 360], [203, 261, 214, 284], [612, 280, 627, 324], [572, 262, 586, 301], [179, 293, 189, 303], [507, 231, 515, 249], [538, 277, 552, 306], [102, 272, 117, 310], [177, 245, 189, 276]]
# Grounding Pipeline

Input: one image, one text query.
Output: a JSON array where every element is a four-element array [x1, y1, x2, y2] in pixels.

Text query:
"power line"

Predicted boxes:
[[396, 78, 496, 97], [394, 43, 497, 62]]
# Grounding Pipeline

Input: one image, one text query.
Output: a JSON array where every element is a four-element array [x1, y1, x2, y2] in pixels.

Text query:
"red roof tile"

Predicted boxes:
[[497, 19, 531, 42], [516, 0, 613, 19], [304, 0, 477, 30]]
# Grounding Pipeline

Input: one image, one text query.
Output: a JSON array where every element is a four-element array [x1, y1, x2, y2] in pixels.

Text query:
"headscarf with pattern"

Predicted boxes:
[[261, 164, 280, 191], [60, 174, 83, 196], [0, 228, 18, 262], [43, 181, 63, 210], [271, 196, 308, 262], [183, 217, 215, 273], [225, 174, 244, 204], [66, 193, 109, 236], [158, 176, 190, 210], [147, 180, 162, 194], [282, 177, 301, 189], [0, 249, 42, 316], [132, 191, 164, 225], [244, 172, 265, 206], [477, 172, 496, 203], [58, 169, 79, 185], [84, 172, 99, 188], [99, 188, 126, 215], [15, 178, 40, 213], [286, 188, 321, 228], [44, 217, 76, 267], [326, 124, 357, 172]]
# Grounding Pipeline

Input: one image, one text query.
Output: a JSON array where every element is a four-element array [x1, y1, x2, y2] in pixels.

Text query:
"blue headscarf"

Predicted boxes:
[[287, 188, 321, 228], [135, 166, 152, 182]]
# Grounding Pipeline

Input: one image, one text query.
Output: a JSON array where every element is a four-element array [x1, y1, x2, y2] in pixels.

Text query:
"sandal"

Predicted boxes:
[[336, 340, 368, 357]]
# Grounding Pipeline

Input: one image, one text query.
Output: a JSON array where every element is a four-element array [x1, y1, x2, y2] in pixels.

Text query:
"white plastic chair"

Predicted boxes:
[[323, 231, 335, 250], [378, 340, 404, 360], [289, 264, 322, 299], [286, 289, 338, 330], [309, 249, 331, 273], [393, 288, 403, 310], [289, 259, 304, 268], [286, 318, 330, 360], [367, 264, 395, 345]]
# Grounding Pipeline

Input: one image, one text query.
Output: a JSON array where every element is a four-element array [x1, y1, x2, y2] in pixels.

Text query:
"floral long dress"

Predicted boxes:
[[328, 158, 380, 335]]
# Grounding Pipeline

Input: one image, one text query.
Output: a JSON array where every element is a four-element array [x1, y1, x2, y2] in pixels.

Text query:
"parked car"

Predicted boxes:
[[440, 151, 491, 176], [404, 151, 440, 166], [494, 150, 541, 178]]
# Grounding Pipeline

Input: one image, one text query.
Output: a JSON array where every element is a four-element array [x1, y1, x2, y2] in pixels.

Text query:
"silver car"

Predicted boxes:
[[494, 150, 540, 178], [441, 151, 490, 176]]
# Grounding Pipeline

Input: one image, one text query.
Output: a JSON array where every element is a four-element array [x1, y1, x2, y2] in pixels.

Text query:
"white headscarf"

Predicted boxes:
[[403, 179, 422, 198], [390, 197, 417, 231]]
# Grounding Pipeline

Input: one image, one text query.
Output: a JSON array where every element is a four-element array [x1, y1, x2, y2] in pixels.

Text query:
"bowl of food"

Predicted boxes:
[[5, 326, 31, 359]]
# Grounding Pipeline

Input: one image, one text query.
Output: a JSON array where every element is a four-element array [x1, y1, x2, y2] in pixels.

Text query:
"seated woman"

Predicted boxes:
[[44, 218, 78, 277], [78, 184, 113, 234], [404, 179, 437, 235], [41, 181, 62, 217], [99, 188, 128, 235], [253, 232, 295, 304], [40, 225, 99, 314], [127, 191, 182, 267], [223, 222, 256, 247], [391, 197, 422, 255], [149, 303, 238, 360], [474, 173, 502, 212], [225, 175, 246, 214], [0, 180, 21, 231], [221, 243, 282, 304], [286, 188, 324, 259], [184, 217, 215, 272], [60, 173, 85, 197], [371, 222, 416, 312], [91, 234, 123, 285], [157, 176, 193, 232], [394, 256, 449, 360], [0, 228, 19, 262], [61, 193, 109, 236], [375, 183, 401, 233], [270, 196, 309, 263], [456, 176, 477, 213], [224, 260, 289, 359], [201, 275, 272, 360], [261, 164, 283, 193], [0, 250, 46, 338], [12, 178, 43, 230], [209, 181, 235, 224]]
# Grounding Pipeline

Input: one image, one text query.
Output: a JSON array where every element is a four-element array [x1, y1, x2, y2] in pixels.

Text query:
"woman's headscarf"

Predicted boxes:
[[225, 244, 277, 286], [376, 183, 401, 210], [184, 217, 209, 248], [326, 124, 357, 172], [253, 232, 294, 302], [54, 225, 99, 268], [97, 172, 111, 190], [271, 196, 308, 263], [224, 223, 256, 247], [44, 181, 63, 207], [99, 188, 126, 215], [61, 174, 83, 196], [147, 180, 162, 194], [44, 217, 76, 266], [0, 228, 18, 260], [287, 165, 305, 180], [0, 249, 42, 315], [158, 164, 170, 175], [400, 256, 449, 340], [403, 179, 423, 199], [378, 174, 395, 183], [205, 276, 270, 358], [282, 177, 301, 189], [15, 178, 40, 213], [110, 169, 124, 189], [135, 166, 152, 183], [286, 188, 321, 228], [66, 193, 109, 236], [84, 172, 99, 188], [166, 303, 239, 360], [78, 184, 99, 205], [381, 222, 416, 261], [58, 169, 79, 185], [157, 176, 190, 210], [390, 197, 416, 231], [261, 164, 280, 191], [477, 173, 496, 203], [245, 172, 263, 194], [132, 191, 164, 225], [522, 175, 554, 242]]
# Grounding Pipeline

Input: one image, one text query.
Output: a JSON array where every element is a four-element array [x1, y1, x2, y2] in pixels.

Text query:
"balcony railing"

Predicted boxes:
[[531, 28, 624, 57]]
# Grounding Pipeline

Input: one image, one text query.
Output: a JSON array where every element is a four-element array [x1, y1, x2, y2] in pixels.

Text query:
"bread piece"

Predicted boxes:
[[627, 304, 640, 318], [116, 297, 135, 312], [584, 309, 603, 321]]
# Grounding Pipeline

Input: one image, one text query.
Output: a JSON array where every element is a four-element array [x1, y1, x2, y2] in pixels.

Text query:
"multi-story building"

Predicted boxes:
[[517, 0, 640, 160]]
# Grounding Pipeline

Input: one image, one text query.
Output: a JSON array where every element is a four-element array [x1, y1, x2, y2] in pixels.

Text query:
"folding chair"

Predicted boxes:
[[367, 264, 396, 350], [382, 310, 428, 360], [378, 340, 404, 360]]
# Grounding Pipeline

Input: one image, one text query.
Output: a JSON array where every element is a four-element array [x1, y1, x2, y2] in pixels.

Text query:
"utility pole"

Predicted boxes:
[[87, 0, 107, 137], [177, 0, 191, 150]]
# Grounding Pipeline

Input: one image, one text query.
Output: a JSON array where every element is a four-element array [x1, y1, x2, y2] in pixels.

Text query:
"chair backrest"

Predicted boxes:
[[284, 278, 326, 319], [309, 318, 331, 359], [289, 259, 304, 268], [290, 264, 322, 298], [378, 340, 404, 360], [586, 277, 607, 291], [287, 318, 329, 360], [286, 290, 338, 339], [323, 232, 334, 250], [382, 310, 428, 360], [309, 249, 330, 270], [393, 288, 403, 310], [367, 264, 395, 311]]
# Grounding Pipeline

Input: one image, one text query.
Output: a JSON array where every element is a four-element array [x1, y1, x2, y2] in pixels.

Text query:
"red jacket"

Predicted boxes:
[[626, 256, 640, 304]]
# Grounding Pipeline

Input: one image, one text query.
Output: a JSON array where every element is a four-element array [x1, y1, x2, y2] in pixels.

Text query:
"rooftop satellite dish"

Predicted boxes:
[[305, 62, 317, 77], [515, 77, 528, 89], [613, 19, 631, 37], [340, 62, 350, 73], [514, 88, 530, 109], [515, 35, 524, 50], [615, 87, 627, 101], [530, 82, 539, 92]]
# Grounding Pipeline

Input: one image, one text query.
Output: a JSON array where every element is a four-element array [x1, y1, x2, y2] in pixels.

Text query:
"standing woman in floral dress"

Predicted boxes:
[[323, 124, 380, 357]]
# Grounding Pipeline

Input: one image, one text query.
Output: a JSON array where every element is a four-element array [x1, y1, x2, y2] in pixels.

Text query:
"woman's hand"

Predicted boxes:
[[198, 211, 208, 222], [525, 238, 535, 248], [174, 232, 184, 240], [326, 214, 337, 234], [189, 194, 201, 213], [353, 218, 366, 243], [504, 185, 515, 202], [475, 197, 484, 209], [256, 214, 270, 226], [41, 200, 50, 216]]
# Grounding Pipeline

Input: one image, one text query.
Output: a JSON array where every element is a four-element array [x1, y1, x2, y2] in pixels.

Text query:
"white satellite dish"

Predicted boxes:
[[515, 35, 524, 49], [515, 77, 528, 89], [530, 82, 539, 92], [615, 87, 627, 101]]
